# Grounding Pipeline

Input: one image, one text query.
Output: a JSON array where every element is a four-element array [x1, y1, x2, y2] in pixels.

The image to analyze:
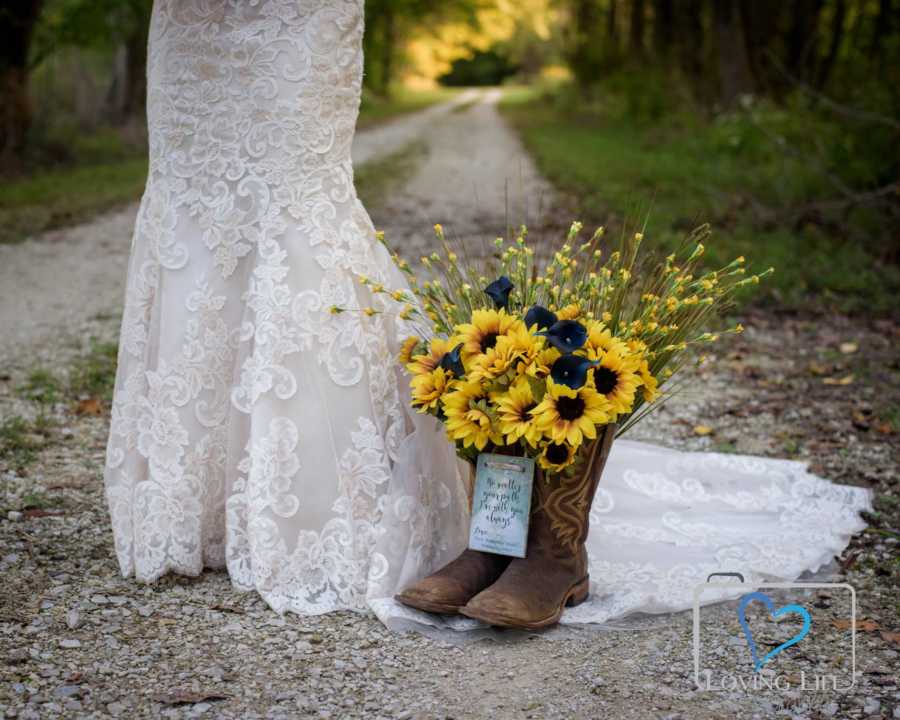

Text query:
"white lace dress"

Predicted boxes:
[[104, 0, 871, 632]]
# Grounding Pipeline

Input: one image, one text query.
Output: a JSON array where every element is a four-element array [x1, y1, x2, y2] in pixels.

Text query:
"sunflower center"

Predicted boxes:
[[546, 443, 569, 464], [518, 402, 537, 422], [480, 332, 499, 352], [592, 366, 619, 395], [556, 395, 586, 421]]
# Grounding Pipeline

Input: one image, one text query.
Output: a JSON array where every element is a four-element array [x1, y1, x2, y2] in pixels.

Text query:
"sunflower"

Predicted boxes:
[[406, 337, 454, 376], [522, 345, 561, 379], [637, 359, 659, 402], [556, 303, 581, 321], [410, 367, 451, 412], [469, 324, 540, 382], [587, 348, 642, 417], [455, 309, 522, 364], [493, 378, 542, 446], [443, 381, 502, 450], [585, 321, 629, 356], [398, 336, 422, 366], [532, 380, 610, 447], [538, 441, 577, 473]]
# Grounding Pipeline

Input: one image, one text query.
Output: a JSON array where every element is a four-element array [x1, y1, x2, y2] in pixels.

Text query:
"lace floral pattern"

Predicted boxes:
[[104, 0, 469, 616]]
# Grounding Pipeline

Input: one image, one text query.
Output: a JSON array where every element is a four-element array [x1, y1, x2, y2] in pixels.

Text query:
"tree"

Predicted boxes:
[[713, 0, 755, 105], [0, 1, 44, 171], [567, 0, 605, 89], [629, 0, 645, 57]]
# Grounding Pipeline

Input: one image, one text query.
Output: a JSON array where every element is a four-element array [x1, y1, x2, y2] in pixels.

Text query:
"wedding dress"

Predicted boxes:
[[104, 0, 871, 633]]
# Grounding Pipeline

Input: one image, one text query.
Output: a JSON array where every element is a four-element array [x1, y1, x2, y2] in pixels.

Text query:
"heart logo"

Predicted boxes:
[[738, 591, 811, 671]]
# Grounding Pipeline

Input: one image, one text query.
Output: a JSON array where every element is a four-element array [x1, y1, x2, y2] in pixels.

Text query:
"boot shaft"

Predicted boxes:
[[530, 423, 617, 557]]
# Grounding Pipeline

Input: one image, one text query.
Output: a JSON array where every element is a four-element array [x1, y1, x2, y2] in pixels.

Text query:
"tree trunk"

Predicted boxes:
[[379, 5, 395, 97], [629, 0, 646, 58], [569, 0, 604, 87], [870, 0, 893, 61], [652, 0, 674, 60], [122, 23, 148, 120], [0, 1, 43, 172], [739, 0, 786, 96], [714, 0, 755, 106], [673, 0, 704, 79], [786, 0, 824, 84], [607, 0, 618, 52], [816, 0, 847, 89]]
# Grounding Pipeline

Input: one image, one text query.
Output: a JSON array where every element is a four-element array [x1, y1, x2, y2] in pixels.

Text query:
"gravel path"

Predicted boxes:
[[1, 91, 897, 719]]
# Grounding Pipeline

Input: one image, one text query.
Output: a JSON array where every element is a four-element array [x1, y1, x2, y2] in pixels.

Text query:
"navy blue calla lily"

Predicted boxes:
[[550, 354, 599, 390], [540, 320, 588, 353], [524, 305, 557, 331], [484, 276, 514, 309], [439, 343, 465, 377]]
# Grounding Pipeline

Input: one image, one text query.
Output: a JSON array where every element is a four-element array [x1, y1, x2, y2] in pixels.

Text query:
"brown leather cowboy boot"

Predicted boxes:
[[394, 550, 512, 614], [460, 424, 616, 629], [395, 462, 512, 614]]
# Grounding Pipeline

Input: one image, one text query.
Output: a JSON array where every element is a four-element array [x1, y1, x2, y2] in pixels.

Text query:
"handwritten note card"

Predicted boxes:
[[467, 453, 535, 558]]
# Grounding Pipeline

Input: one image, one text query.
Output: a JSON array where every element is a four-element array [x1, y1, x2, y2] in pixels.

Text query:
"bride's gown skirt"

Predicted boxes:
[[104, 0, 871, 630]]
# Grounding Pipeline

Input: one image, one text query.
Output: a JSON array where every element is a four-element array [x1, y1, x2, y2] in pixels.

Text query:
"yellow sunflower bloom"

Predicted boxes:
[[532, 381, 610, 447], [406, 337, 454, 375], [585, 321, 629, 356], [588, 348, 642, 417], [410, 367, 451, 412], [442, 382, 503, 450], [469, 325, 540, 382], [455, 309, 522, 364], [538, 441, 577, 473], [522, 345, 561, 379], [638, 359, 660, 402], [398, 336, 421, 365], [556, 303, 581, 321], [493, 378, 542, 446]]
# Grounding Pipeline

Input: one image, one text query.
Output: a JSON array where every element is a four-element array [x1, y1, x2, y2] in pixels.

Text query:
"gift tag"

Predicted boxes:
[[467, 453, 535, 558]]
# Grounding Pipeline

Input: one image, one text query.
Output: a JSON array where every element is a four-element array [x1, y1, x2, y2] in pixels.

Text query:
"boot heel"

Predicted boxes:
[[565, 577, 590, 607]]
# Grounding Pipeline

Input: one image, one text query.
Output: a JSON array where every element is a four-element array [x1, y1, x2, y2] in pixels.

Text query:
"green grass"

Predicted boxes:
[[69, 340, 119, 402], [355, 140, 427, 211], [500, 85, 899, 313], [357, 86, 460, 129], [17, 369, 62, 405], [0, 415, 52, 472], [0, 157, 148, 244]]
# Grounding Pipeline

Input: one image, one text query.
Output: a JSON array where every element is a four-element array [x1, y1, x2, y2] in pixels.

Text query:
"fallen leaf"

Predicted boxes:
[[880, 631, 900, 645], [852, 411, 871, 431], [22, 508, 65, 518], [875, 422, 894, 435], [832, 618, 880, 632], [153, 690, 230, 706], [808, 361, 828, 376], [75, 398, 103, 415], [823, 374, 855, 386], [839, 342, 858, 354], [693, 425, 714, 436]]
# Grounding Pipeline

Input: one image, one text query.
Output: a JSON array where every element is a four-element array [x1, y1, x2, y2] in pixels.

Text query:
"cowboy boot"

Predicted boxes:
[[394, 549, 512, 614], [395, 461, 512, 614], [460, 424, 616, 629]]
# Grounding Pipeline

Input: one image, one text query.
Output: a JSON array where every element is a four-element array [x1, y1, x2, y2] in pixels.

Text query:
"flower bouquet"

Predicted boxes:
[[345, 221, 771, 628]]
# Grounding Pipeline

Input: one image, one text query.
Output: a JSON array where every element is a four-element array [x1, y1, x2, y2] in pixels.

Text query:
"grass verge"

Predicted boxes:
[[0, 158, 148, 244], [357, 86, 460, 129], [355, 140, 427, 211], [499, 85, 899, 313]]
